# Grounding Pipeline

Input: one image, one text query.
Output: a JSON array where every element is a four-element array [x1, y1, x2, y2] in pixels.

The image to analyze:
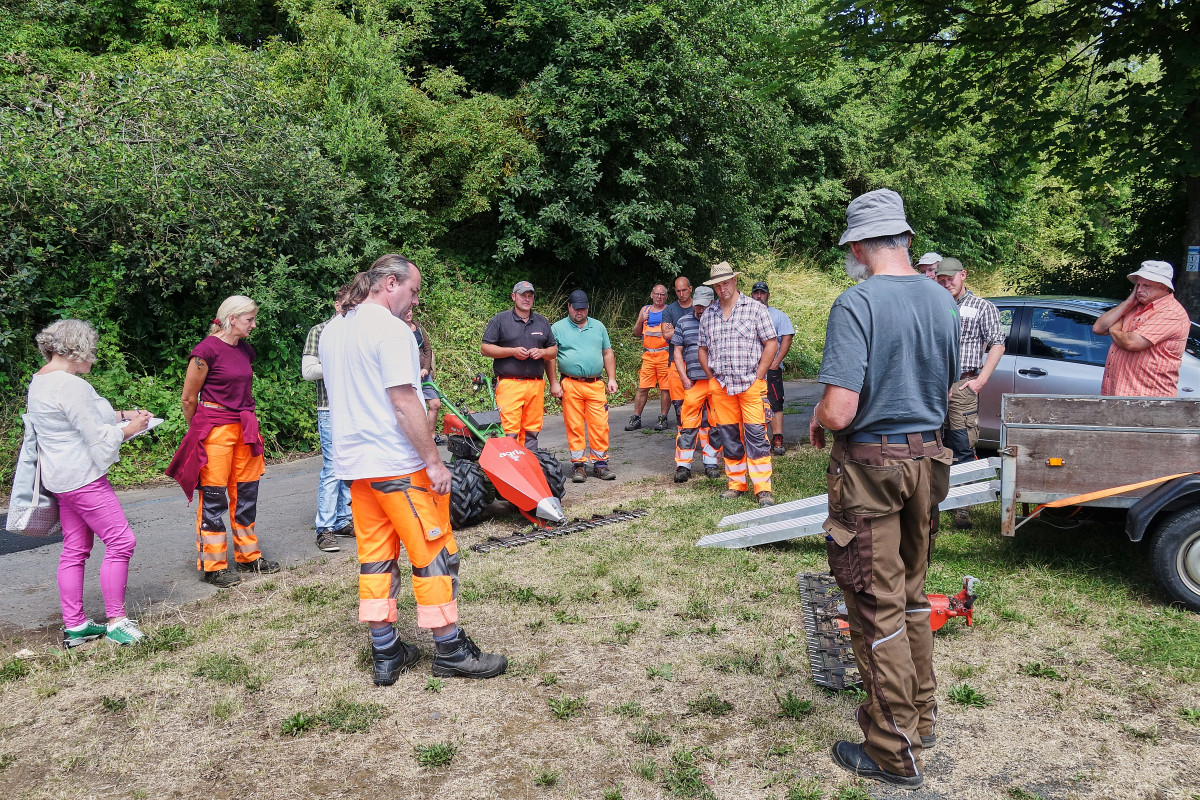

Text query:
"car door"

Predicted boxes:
[[1013, 305, 1109, 396], [976, 304, 1020, 447]]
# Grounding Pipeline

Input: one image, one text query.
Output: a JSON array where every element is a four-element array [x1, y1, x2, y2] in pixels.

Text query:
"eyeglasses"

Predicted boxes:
[[651, 293, 667, 298]]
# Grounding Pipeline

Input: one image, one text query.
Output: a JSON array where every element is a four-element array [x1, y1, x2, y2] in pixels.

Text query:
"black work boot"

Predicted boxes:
[[624, 415, 642, 431], [372, 636, 421, 687], [674, 466, 691, 483], [831, 741, 923, 790], [654, 414, 670, 430], [431, 629, 508, 679]]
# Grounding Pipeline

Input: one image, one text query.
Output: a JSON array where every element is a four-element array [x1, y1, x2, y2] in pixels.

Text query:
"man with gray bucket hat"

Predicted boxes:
[[1093, 260, 1191, 397], [808, 188, 960, 790]]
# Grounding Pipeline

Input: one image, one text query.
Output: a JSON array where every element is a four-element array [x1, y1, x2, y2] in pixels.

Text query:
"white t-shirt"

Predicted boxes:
[[318, 303, 427, 480], [26, 371, 124, 494]]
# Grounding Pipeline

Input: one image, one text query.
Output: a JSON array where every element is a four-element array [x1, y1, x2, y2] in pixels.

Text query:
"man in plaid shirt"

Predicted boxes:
[[697, 261, 778, 506], [935, 257, 1005, 528], [302, 284, 355, 553]]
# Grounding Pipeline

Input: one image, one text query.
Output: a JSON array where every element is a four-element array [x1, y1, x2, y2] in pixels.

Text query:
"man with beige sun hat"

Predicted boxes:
[[696, 261, 778, 506]]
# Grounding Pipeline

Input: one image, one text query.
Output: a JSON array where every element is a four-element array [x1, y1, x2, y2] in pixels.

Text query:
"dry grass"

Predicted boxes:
[[1, 449, 1197, 799]]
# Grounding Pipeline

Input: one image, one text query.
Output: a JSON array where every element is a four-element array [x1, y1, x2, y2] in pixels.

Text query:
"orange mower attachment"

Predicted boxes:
[[478, 438, 566, 528]]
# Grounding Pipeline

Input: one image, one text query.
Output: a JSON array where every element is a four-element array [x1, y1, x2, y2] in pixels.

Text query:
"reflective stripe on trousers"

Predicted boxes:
[[707, 379, 771, 493], [195, 423, 264, 572]]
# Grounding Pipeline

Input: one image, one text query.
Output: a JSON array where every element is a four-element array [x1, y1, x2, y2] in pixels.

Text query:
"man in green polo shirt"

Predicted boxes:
[[548, 290, 619, 483]]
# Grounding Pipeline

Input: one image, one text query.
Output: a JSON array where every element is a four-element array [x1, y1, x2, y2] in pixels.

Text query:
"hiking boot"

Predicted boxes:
[[332, 521, 356, 538], [431, 629, 508, 679], [654, 414, 670, 431], [624, 415, 642, 431], [920, 732, 936, 749], [201, 569, 242, 589], [571, 465, 587, 483], [316, 530, 340, 552], [674, 466, 691, 483], [771, 434, 786, 456], [756, 491, 775, 507], [105, 617, 146, 646], [372, 635, 421, 686], [593, 464, 616, 481], [831, 740, 923, 790], [236, 557, 282, 574], [720, 489, 746, 500], [953, 508, 972, 529], [63, 619, 107, 649], [704, 465, 723, 480]]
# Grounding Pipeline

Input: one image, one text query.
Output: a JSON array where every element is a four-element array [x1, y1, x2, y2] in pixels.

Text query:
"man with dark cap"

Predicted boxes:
[[481, 280, 558, 451], [808, 189, 960, 790], [750, 281, 795, 456], [548, 290, 618, 482]]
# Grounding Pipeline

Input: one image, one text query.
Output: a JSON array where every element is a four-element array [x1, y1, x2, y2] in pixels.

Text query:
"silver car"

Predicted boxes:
[[977, 296, 1200, 449]]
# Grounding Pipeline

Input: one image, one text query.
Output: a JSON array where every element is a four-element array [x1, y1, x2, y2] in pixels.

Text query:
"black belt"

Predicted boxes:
[[497, 376, 542, 381], [563, 375, 601, 383], [844, 431, 938, 444], [960, 370, 979, 380]]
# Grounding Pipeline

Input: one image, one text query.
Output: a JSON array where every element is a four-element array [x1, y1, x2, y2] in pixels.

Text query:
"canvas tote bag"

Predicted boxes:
[[5, 414, 62, 537]]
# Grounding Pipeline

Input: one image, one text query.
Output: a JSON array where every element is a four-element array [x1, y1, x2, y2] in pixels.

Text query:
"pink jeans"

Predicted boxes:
[[54, 476, 137, 627]]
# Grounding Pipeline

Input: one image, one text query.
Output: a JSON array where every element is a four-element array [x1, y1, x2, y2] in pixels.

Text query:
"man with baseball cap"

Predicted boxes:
[[935, 256, 1005, 529], [548, 290, 618, 482], [916, 252, 941, 279], [481, 280, 558, 451], [1093, 260, 1191, 397], [626, 284, 675, 431], [809, 189, 959, 790], [750, 281, 795, 456], [671, 285, 723, 481], [697, 261, 778, 506]]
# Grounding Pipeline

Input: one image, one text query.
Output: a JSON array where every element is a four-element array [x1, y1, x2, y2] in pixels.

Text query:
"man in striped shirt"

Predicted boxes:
[[1093, 260, 1191, 397], [936, 257, 1005, 529]]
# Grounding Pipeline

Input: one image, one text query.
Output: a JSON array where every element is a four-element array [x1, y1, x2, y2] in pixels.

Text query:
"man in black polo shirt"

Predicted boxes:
[[481, 280, 558, 451]]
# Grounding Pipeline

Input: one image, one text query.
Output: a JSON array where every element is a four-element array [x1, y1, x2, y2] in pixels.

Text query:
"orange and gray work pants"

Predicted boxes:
[[674, 378, 722, 468], [561, 376, 609, 466], [495, 377, 544, 451], [943, 375, 979, 464], [350, 468, 459, 628], [196, 422, 265, 572], [823, 433, 952, 779], [707, 378, 772, 493]]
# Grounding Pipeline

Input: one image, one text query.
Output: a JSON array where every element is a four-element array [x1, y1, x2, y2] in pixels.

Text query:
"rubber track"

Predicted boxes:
[[470, 508, 649, 553]]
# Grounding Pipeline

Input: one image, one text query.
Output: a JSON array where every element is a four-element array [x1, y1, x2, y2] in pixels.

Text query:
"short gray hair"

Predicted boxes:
[[368, 254, 416, 291], [856, 233, 912, 254], [35, 319, 99, 363]]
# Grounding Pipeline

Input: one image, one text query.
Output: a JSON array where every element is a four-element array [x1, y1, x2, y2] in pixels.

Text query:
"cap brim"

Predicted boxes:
[[838, 221, 915, 246]]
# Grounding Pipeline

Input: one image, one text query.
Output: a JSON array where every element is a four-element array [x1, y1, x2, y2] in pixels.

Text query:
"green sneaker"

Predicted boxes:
[[63, 619, 107, 648], [105, 617, 147, 646]]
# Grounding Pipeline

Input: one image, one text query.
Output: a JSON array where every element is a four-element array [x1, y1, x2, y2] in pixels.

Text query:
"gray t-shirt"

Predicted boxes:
[[818, 275, 961, 436]]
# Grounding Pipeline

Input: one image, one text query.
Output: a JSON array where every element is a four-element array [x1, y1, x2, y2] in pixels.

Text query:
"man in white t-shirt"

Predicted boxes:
[[320, 254, 507, 686]]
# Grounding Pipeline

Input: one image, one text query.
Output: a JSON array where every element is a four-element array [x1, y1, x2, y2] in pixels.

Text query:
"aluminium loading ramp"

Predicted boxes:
[[696, 457, 1000, 549]]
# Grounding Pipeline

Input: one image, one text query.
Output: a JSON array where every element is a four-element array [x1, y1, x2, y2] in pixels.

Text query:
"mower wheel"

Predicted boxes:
[[449, 459, 490, 529], [1149, 505, 1200, 613], [535, 449, 567, 500]]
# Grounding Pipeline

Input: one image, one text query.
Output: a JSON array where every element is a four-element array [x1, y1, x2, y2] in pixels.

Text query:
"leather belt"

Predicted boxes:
[[497, 376, 542, 381], [844, 431, 939, 444], [960, 369, 979, 380], [564, 375, 601, 382]]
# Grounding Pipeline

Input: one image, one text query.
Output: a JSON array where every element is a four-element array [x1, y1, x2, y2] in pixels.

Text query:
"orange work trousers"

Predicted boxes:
[[196, 423, 265, 572], [350, 468, 459, 629], [495, 377, 544, 449], [561, 376, 610, 465], [665, 365, 684, 403], [674, 378, 722, 468], [708, 379, 772, 493], [637, 351, 670, 390]]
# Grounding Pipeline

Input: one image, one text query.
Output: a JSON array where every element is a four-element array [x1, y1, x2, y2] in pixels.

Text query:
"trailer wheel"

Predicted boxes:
[[449, 459, 489, 529], [535, 450, 566, 500], [1149, 506, 1200, 613]]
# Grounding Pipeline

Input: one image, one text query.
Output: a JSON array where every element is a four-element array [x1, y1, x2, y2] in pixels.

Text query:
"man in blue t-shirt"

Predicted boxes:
[[808, 189, 960, 791]]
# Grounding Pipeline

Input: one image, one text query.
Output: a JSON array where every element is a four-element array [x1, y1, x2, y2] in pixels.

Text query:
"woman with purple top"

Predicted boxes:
[[167, 295, 280, 588], [26, 320, 151, 647]]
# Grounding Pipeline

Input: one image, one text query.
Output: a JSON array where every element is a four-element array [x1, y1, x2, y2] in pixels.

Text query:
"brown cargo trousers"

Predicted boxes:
[[943, 378, 979, 464], [823, 434, 952, 777]]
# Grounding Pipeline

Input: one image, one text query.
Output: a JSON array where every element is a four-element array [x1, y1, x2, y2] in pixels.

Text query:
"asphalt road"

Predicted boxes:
[[0, 380, 822, 637]]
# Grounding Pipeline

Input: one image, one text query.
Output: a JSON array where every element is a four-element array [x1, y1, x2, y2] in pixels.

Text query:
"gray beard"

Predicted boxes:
[[843, 252, 872, 283]]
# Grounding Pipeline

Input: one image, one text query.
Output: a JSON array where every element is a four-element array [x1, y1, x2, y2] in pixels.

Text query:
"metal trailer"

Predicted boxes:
[[699, 394, 1200, 612]]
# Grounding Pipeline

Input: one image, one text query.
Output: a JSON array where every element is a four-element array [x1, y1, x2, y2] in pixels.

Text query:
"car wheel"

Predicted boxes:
[[1149, 505, 1200, 612]]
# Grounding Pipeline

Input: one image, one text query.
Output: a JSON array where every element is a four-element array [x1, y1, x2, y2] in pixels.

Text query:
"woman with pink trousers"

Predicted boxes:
[[26, 320, 151, 647]]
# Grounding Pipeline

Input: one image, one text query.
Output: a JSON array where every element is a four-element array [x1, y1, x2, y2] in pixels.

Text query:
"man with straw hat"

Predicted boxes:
[[1093, 260, 1190, 397], [808, 189, 959, 790], [696, 261, 778, 506]]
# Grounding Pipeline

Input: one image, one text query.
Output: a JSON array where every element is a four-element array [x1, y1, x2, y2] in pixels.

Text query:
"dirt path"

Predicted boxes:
[[0, 381, 821, 637]]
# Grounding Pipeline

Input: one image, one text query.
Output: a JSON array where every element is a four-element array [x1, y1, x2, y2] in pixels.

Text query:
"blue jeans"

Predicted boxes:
[[316, 409, 352, 532]]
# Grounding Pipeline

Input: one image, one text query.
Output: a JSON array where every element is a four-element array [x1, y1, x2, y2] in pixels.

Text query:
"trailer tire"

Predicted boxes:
[[1149, 506, 1200, 613], [536, 450, 566, 500], [449, 459, 490, 529]]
